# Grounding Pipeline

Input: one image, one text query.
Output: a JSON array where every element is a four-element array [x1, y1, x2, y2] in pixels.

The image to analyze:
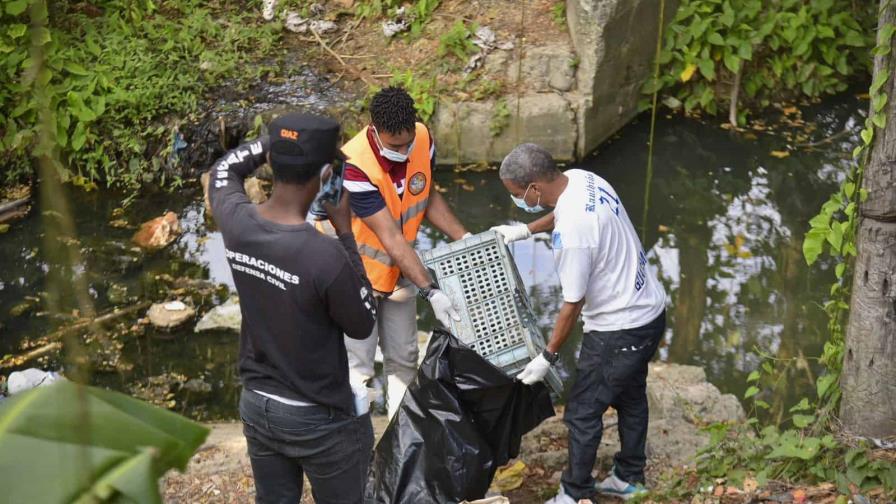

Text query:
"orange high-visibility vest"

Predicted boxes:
[[320, 123, 432, 293]]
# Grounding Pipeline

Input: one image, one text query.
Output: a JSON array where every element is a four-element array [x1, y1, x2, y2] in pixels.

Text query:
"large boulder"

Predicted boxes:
[[518, 363, 743, 473], [566, 0, 679, 156]]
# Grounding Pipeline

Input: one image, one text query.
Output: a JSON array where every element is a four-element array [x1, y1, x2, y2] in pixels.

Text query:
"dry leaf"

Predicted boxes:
[[770, 150, 790, 158]]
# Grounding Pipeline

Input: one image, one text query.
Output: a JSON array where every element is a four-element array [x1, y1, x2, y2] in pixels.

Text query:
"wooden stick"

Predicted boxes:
[[729, 67, 741, 128], [310, 28, 377, 86], [1, 301, 151, 369], [0, 197, 29, 215]]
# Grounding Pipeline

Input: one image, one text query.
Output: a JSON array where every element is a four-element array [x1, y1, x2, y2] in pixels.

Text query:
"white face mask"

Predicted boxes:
[[372, 126, 414, 163], [511, 183, 544, 213]]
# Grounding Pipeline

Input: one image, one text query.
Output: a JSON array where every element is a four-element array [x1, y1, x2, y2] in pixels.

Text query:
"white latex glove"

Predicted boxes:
[[490, 224, 531, 245], [516, 354, 551, 385], [429, 289, 461, 327], [262, 0, 278, 20], [461, 232, 473, 239]]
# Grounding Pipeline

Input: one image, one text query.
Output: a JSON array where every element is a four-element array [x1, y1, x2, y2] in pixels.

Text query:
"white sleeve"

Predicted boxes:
[[554, 247, 592, 303]]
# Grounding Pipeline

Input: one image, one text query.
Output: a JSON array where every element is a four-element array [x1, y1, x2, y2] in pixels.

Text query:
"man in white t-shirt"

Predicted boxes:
[[491, 143, 667, 503]]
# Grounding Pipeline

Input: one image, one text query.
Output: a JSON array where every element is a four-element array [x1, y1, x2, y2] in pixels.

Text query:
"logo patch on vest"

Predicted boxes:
[[408, 172, 427, 195]]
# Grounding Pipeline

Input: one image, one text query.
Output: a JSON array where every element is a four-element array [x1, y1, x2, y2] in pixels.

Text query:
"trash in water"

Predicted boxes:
[[7, 369, 64, 395]]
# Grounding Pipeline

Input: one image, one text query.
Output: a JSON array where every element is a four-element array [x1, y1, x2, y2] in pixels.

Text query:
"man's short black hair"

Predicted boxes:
[[271, 161, 321, 185], [370, 86, 417, 134]]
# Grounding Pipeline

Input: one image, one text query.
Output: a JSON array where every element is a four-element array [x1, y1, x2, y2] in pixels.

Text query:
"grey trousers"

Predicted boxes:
[[345, 278, 418, 417]]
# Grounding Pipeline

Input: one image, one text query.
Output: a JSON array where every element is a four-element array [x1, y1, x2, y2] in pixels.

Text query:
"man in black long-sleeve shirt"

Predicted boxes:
[[208, 112, 377, 504]]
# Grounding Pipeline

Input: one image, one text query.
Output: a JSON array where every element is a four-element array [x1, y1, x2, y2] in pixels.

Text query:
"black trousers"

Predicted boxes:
[[238, 389, 374, 504], [561, 311, 665, 500]]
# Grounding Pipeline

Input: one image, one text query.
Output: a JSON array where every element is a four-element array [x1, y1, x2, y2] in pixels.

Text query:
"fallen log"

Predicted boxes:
[[0, 197, 29, 215], [0, 301, 151, 369]]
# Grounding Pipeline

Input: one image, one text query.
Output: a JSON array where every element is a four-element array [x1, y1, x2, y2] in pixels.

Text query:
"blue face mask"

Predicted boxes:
[[511, 184, 544, 213]]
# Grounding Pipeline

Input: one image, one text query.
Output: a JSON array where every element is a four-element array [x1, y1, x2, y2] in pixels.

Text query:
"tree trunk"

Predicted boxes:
[[840, 2, 896, 439]]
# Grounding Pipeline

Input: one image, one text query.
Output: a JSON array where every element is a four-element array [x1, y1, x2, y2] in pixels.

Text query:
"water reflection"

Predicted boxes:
[[0, 93, 863, 419]]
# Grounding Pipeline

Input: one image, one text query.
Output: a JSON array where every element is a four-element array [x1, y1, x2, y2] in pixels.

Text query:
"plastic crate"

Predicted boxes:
[[419, 230, 563, 395]]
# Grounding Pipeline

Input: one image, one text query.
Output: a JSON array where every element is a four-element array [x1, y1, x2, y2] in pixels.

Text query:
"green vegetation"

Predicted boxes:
[[356, 0, 440, 35], [438, 20, 478, 62], [0, 380, 208, 502], [1, 0, 280, 188], [645, 0, 877, 121], [388, 70, 437, 122], [489, 98, 510, 137], [650, 10, 896, 501], [551, 2, 566, 28]]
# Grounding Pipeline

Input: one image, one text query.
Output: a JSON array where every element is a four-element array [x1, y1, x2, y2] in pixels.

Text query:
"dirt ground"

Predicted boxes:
[[289, 0, 569, 98]]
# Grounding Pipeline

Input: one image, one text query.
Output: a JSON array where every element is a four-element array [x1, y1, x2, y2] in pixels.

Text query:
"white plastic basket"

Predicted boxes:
[[419, 231, 563, 394]]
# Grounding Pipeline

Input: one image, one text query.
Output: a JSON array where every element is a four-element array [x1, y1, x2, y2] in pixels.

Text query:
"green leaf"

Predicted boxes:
[[792, 414, 815, 428], [789, 398, 811, 413], [744, 386, 760, 399], [872, 113, 887, 129], [827, 221, 844, 253], [754, 399, 770, 410], [817, 373, 836, 399], [861, 127, 873, 145], [708, 32, 725, 45], [5, 0, 28, 16], [766, 432, 822, 460], [64, 62, 89, 76], [803, 228, 826, 265], [697, 58, 716, 80], [30, 27, 51, 46], [0, 381, 208, 503], [7, 23, 27, 39], [747, 370, 760, 383], [71, 121, 87, 151], [724, 53, 741, 73], [835, 262, 846, 278], [870, 72, 889, 94], [873, 92, 888, 113]]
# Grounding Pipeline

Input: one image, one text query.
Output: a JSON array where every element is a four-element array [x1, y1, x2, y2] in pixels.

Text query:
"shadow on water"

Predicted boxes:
[[0, 93, 863, 420]]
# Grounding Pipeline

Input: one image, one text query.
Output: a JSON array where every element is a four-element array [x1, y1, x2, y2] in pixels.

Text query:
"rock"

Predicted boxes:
[[7, 368, 64, 395], [432, 94, 577, 165], [566, 0, 679, 155], [183, 377, 212, 394], [518, 363, 743, 473], [284, 12, 308, 33], [195, 296, 242, 332], [132, 211, 181, 250], [310, 20, 337, 34], [147, 300, 196, 329]]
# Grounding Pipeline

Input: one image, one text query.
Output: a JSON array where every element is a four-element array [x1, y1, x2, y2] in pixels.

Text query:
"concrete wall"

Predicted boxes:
[[432, 0, 678, 165]]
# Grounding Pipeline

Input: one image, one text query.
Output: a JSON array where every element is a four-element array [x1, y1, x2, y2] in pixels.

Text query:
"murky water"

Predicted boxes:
[[0, 93, 863, 419]]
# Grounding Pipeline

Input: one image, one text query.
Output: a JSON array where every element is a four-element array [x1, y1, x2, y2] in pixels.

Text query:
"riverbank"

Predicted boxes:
[[161, 363, 744, 503]]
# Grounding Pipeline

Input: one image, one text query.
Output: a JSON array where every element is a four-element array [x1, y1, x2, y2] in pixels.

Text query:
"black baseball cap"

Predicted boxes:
[[268, 112, 347, 170]]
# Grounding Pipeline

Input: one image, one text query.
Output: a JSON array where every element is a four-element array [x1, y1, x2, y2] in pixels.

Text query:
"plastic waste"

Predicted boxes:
[[369, 329, 554, 503], [7, 369, 64, 395]]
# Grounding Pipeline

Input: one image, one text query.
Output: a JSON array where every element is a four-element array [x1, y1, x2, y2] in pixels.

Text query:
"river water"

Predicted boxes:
[[0, 93, 863, 420]]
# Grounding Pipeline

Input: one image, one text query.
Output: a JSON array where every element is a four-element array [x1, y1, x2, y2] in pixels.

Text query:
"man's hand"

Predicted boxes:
[[490, 224, 531, 245], [516, 354, 551, 385], [428, 289, 461, 327], [324, 190, 352, 235]]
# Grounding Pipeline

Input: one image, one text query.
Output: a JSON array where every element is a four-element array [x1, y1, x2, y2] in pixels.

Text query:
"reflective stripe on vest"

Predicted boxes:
[[337, 123, 432, 293]]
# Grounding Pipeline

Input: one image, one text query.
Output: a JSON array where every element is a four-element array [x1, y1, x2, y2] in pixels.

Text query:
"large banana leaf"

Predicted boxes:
[[0, 380, 209, 503]]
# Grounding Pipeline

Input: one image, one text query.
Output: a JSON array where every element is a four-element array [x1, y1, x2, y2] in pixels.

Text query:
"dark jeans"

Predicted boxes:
[[561, 311, 665, 500], [239, 389, 374, 504]]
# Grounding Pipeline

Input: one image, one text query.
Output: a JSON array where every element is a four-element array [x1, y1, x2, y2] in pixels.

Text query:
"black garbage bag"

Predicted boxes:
[[370, 329, 555, 504]]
